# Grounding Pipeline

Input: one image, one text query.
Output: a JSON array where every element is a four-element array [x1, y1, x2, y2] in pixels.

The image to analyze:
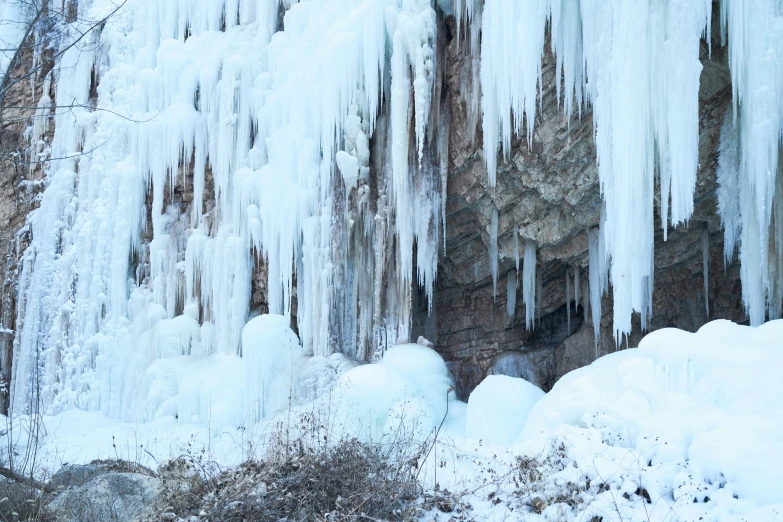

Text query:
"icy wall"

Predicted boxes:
[[1, 0, 782, 418]]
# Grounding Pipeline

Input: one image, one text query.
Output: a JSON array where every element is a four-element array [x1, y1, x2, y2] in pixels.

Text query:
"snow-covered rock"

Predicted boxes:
[[243, 314, 305, 422], [466, 374, 544, 444], [518, 319, 783, 521], [332, 343, 456, 441]]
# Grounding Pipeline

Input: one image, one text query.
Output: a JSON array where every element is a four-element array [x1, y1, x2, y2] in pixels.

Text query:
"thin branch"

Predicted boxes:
[[1, 103, 164, 123], [4, 128, 115, 166]]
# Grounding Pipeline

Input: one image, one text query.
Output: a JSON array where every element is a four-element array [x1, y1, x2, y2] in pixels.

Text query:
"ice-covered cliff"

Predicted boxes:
[[0, 0, 781, 421]]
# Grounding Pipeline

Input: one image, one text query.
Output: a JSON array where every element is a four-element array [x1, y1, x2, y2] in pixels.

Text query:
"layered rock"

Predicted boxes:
[[429, 8, 745, 399]]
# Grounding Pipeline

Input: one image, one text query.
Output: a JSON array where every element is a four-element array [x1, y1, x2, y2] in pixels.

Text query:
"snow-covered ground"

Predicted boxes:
[[3, 318, 781, 521]]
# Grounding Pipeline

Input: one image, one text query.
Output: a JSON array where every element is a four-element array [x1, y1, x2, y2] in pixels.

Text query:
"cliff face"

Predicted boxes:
[[430, 9, 746, 399], [0, 42, 52, 406], [0, 3, 750, 406]]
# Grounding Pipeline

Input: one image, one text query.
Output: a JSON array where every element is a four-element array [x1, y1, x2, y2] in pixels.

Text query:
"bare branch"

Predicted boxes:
[[0, 464, 54, 493]]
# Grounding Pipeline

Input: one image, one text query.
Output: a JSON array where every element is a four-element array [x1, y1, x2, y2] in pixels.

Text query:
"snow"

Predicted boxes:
[[466, 374, 543, 445], [5, 319, 781, 522], [243, 314, 305, 423], [519, 320, 783, 520], [331, 343, 456, 441], [0, 1, 780, 518]]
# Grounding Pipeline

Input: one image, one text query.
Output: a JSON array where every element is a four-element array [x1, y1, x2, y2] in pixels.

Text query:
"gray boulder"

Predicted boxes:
[[46, 462, 160, 522]]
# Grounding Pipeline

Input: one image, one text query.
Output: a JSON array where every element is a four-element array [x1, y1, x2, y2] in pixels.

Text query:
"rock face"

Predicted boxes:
[[424, 7, 746, 400], [0, 42, 52, 411]]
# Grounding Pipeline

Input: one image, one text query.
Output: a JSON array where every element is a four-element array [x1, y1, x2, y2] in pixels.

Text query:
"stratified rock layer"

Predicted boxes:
[[429, 10, 745, 399]]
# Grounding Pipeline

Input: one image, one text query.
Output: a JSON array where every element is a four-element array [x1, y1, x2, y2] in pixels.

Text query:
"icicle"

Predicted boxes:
[[480, 0, 711, 339], [702, 223, 710, 318], [582, 276, 589, 324], [514, 224, 520, 272], [522, 240, 536, 330], [480, 0, 548, 187], [574, 266, 579, 313], [770, 168, 783, 319], [506, 270, 517, 317], [489, 208, 499, 297], [565, 268, 571, 334], [536, 265, 542, 326], [588, 228, 602, 348], [717, 110, 741, 263], [440, 93, 451, 252], [718, 0, 783, 326]]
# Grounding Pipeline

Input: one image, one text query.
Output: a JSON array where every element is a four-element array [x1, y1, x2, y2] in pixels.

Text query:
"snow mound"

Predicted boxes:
[[332, 344, 456, 441], [521, 319, 783, 519], [243, 314, 306, 422], [466, 375, 543, 444]]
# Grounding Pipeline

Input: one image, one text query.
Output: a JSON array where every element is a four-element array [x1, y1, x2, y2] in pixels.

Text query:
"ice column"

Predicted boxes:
[[702, 223, 710, 318], [489, 208, 499, 297], [507, 270, 517, 317], [522, 240, 537, 330]]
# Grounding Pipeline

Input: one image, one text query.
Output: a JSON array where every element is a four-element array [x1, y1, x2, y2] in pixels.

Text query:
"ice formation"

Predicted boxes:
[[0, 0, 25, 80], [479, 0, 717, 339], [587, 227, 603, 349], [506, 269, 516, 317], [565, 268, 570, 333], [7, 0, 446, 419], [489, 207, 498, 297], [702, 223, 710, 318], [573, 265, 579, 313], [4, 0, 783, 425], [522, 240, 536, 330]]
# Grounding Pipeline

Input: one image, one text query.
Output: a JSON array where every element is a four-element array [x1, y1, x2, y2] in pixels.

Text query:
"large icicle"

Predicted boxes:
[[717, 0, 783, 326], [565, 268, 571, 333], [506, 270, 517, 317], [587, 228, 603, 348], [702, 223, 710, 318], [574, 266, 579, 313], [489, 208, 499, 297], [480, 0, 711, 339], [522, 240, 537, 330], [9, 0, 444, 420]]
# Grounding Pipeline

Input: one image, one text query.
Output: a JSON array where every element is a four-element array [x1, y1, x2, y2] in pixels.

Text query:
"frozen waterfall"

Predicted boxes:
[[4, 0, 783, 424]]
